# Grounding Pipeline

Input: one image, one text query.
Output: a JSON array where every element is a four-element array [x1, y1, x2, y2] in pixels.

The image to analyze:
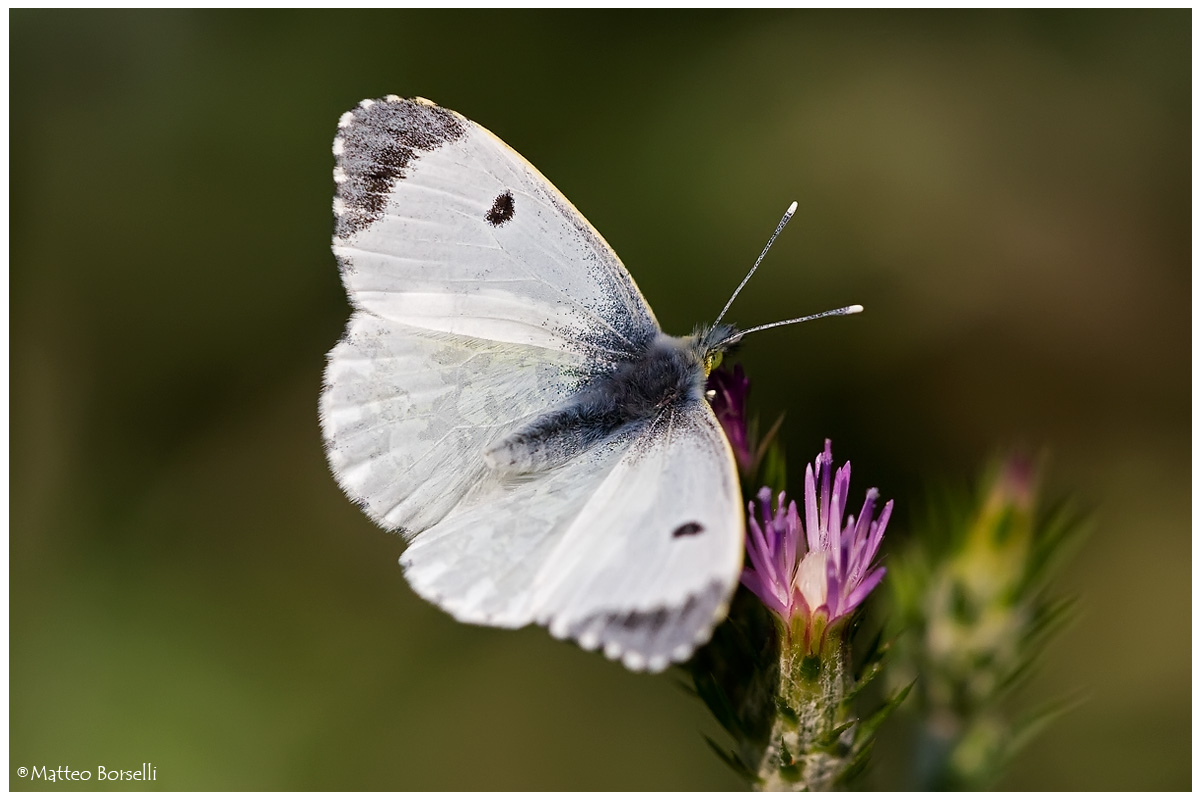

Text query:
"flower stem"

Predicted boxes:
[[756, 643, 849, 791]]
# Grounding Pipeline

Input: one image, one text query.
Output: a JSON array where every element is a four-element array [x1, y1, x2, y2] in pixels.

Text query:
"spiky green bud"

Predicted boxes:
[[887, 453, 1086, 790]]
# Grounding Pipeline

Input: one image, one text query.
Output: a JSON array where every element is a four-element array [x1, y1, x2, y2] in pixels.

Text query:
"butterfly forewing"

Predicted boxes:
[[332, 96, 657, 361]]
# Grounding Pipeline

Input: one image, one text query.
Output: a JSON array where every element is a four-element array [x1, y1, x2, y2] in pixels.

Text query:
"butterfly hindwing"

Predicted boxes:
[[531, 400, 743, 669], [401, 398, 743, 671], [321, 311, 584, 531]]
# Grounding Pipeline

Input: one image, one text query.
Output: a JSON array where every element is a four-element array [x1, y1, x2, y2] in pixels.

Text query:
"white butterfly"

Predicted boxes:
[[320, 96, 859, 672]]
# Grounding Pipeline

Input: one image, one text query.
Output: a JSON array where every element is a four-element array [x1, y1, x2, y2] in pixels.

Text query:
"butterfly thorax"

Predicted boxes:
[[484, 332, 717, 475]]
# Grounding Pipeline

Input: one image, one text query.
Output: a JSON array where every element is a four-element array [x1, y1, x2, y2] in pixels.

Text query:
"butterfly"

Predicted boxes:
[[320, 96, 860, 672]]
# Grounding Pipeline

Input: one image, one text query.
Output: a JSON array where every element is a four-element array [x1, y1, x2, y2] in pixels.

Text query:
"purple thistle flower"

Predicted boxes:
[[741, 440, 893, 646], [708, 365, 755, 473]]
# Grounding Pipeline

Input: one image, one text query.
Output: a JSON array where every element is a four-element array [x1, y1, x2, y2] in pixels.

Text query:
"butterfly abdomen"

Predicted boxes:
[[484, 334, 706, 474]]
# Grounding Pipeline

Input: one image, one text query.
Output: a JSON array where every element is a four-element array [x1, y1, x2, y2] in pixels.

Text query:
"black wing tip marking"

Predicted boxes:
[[331, 96, 468, 239]]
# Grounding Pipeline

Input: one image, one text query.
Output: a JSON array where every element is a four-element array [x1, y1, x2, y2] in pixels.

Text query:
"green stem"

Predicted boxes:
[[755, 646, 849, 791]]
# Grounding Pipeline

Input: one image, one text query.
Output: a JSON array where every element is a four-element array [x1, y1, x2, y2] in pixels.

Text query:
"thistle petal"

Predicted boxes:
[[862, 499, 892, 571], [804, 463, 820, 552], [817, 443, 833, 543], [781, 497, 797, 571], [745, 502, 780, 589], [843, 566, 887, 614]]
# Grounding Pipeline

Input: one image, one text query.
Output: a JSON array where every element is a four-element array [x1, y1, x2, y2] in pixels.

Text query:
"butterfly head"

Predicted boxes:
[[694, 323, 739, 376]]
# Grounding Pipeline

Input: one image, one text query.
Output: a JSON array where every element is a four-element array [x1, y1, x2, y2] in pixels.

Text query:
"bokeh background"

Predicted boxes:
[[11, 9, 1190, 790]]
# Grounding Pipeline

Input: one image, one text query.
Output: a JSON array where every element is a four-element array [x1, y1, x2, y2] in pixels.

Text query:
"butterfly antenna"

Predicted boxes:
[[713, 201, 798, 329], [713, 305, 864, 349]]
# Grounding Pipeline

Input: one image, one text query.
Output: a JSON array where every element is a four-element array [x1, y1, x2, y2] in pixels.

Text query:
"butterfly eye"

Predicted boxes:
[[705, 350, 724, 375]]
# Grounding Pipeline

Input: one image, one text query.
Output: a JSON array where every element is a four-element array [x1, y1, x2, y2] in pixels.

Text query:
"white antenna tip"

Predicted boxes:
[[786, 201, 798, 215], [847, 304, 864, 314]]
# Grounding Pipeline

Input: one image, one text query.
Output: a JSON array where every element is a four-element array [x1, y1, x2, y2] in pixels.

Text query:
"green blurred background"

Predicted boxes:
[[11, 9, 1189, 790]]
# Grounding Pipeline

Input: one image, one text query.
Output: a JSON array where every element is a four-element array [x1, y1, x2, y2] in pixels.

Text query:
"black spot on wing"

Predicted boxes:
[[333, 97, 467, 239], [673, 521, 704, 538], [485, 190, 515, 226]]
